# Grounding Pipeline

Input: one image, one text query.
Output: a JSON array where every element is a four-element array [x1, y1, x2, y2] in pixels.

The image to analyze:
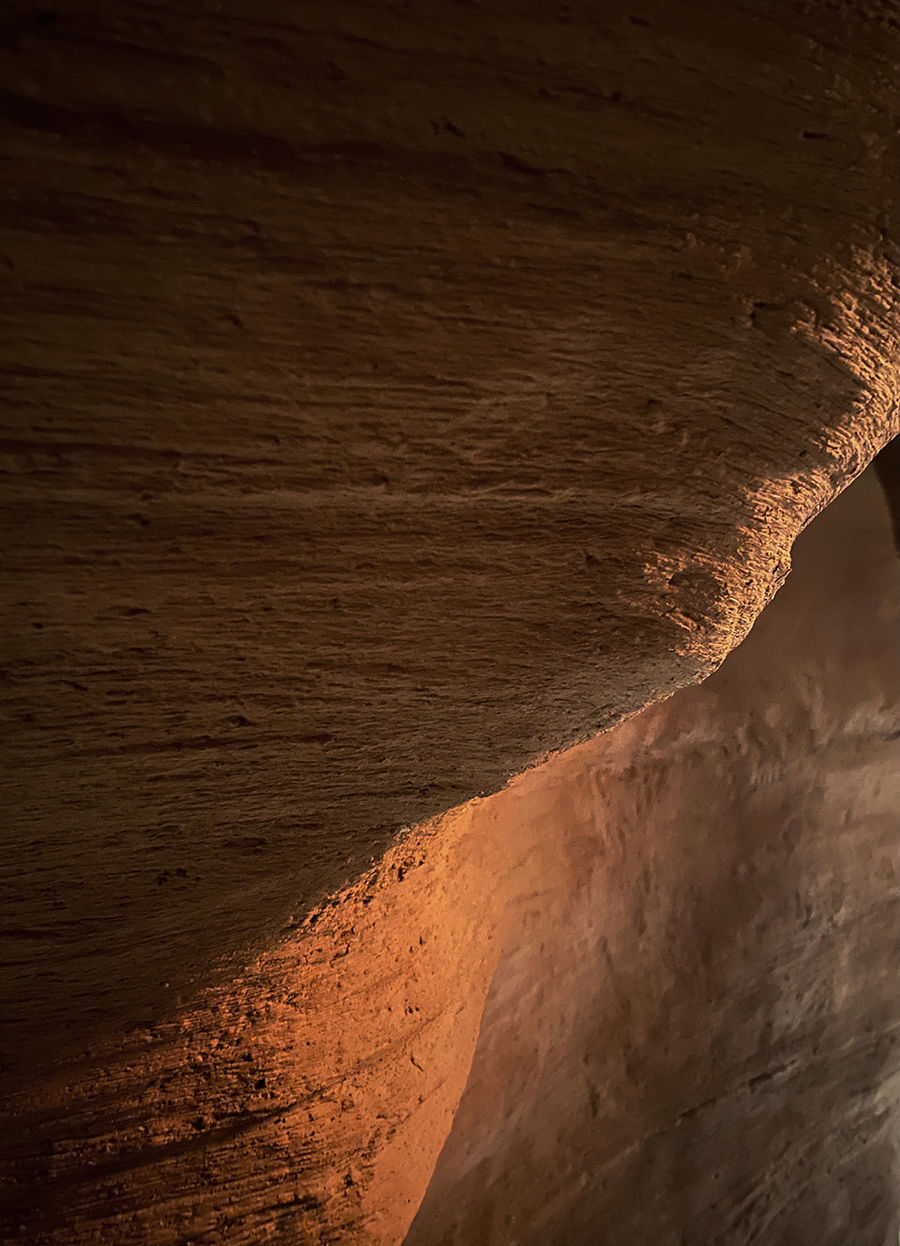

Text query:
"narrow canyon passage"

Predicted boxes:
[[404, 465, 900, 1245], [3, 0, 898, 1084], [2, 2, 899, 1242], [2, 469, 897, 1245]]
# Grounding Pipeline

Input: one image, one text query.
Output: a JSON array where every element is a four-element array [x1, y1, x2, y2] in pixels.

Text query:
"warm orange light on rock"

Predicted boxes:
[[4, 469, 897, 1246]]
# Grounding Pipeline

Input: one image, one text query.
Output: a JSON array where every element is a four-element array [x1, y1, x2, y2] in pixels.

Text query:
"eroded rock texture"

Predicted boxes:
[[1, 458, 897, 1246], [1, 0, 898, 1076], [1, 0, 899, 1242], [405, 467, 900, 1246]]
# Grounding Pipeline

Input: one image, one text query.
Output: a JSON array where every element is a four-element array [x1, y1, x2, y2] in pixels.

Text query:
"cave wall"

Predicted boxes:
[[1, 0, 898, 1079], [1, 0, 900, 1242], [2, 456, 896, 1246], [406, 466, 900, 1246]]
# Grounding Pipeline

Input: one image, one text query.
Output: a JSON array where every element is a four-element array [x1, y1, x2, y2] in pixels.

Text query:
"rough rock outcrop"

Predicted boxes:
[[1, 0, 898, 1075], [1, 0, 899, 1242], [2, 450, 897, 1246]]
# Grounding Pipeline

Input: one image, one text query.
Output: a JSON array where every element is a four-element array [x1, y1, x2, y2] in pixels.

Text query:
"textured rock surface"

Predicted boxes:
[[1, 450, 896, 1246], [1, 0, 898, 1077], [1, 1, 899, 1241], [405, 466, 900, 1246]]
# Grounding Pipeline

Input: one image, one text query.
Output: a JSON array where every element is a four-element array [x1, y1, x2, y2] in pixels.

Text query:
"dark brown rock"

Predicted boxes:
[[0, 0, 898, 1240], [1, 0, 897, 1074]]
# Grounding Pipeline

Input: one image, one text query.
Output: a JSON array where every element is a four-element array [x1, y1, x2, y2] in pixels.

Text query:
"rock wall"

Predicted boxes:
[[406, 466, 900, 1246], [1, 1, 899, 1241], [1, 0, 898, 1078], [2, 467, 897, 1245]]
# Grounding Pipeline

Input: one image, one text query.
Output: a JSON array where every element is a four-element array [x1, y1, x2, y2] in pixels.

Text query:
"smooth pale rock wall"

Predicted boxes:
[[1, 469, 896, 1245], [1, 0, 899, 1080]]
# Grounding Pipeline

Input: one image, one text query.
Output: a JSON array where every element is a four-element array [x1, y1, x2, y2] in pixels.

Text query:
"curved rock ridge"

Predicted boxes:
[[1, 0, 899, 1077], [2, 466, 897, 1245]]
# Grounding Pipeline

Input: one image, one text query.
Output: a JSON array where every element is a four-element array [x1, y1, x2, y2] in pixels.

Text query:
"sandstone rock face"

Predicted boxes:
[[1, 0, 898, 1075], [405, 467, 900, 1246], [1, 0, 899, 1242], [1, 457, 897, 1246]]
